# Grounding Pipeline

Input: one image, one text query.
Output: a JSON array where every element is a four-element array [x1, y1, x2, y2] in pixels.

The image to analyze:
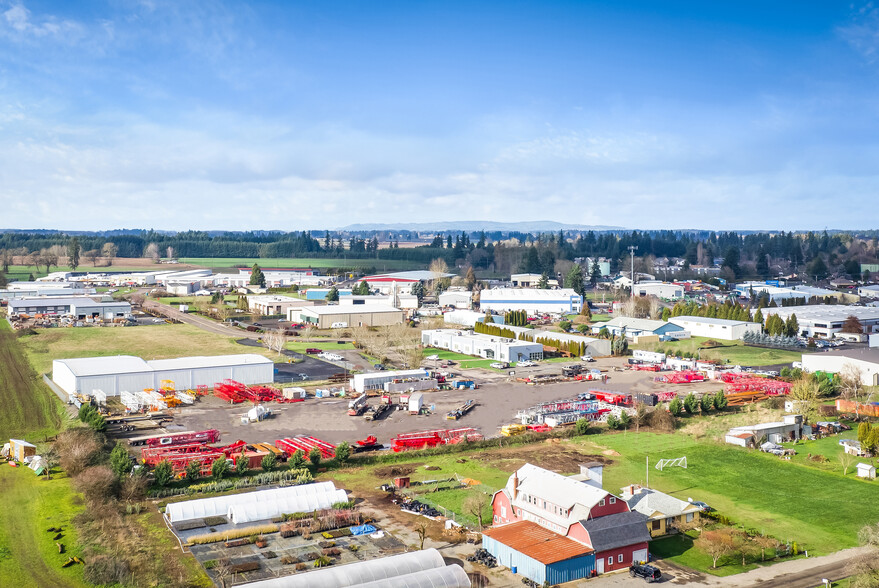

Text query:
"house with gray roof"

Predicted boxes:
[[621, 485, 702, 537]]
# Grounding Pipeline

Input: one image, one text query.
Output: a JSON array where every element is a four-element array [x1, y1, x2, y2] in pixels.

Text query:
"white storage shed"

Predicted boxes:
[[52, 354, 274, 397]]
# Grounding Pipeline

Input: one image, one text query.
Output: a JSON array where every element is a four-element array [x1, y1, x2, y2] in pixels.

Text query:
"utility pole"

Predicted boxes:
[[628, 245, 638, 299]]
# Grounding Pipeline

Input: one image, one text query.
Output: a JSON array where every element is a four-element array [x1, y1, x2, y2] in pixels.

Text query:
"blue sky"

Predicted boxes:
[[1, 1, 878, 231]]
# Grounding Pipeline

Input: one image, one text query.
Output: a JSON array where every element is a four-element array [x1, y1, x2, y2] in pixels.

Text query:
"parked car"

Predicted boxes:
[[690, 501, 714, 512], [489, 362, 509, 369], [373, 364, 386, 370], [580, 355, 595, 362], [297, 373, 308, 380], [517, 360, 537, 367], [630, 564, 662, 583], [319, 352, 343, 361]]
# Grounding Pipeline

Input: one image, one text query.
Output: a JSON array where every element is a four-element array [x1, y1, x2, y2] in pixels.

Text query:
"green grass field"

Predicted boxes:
[[0, 322, 64, 443], [0, 467, 88, 588], [634, 336, 806, 366], [179, 257, 422, 271], [574, 432, 879, 554], [19, 323, 276, 375], [421, 348, 501, 370]]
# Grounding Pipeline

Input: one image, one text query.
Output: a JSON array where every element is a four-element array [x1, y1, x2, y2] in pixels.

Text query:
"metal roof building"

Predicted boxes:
[[8, 296, 131, 319], [757, 305, 879, 339], [421, 329, 544, 363], [480, 288, 583, 314], [52, 354, 274, 397], [295, 304, 404, 329], [668, 315, 761, 340], [350, 369, 429, 393], [482, 521, 595, 585], [241, 548, 471, 588]]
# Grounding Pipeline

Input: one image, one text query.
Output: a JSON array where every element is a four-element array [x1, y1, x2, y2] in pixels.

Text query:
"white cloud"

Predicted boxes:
[[1, 1, 84, 42], [837, 2, 879, 63]]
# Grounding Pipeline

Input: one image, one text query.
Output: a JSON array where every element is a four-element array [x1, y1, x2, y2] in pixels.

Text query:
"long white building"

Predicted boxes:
[[633, 281, 684, 300], [757, 305, 879, 339], [8, 296, 131, 320], [421, 329, 544, 363], [480, 288, 583, 314], [349, 369, 430, 394], [668, 316, 761, 340], [52, 354, 274, 397], [801, 348, 879, 386]]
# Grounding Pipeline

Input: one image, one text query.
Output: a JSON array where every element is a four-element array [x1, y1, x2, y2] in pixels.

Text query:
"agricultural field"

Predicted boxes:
[[0, 467, 88, 588], [18, 323, 277, 376], [179, 257, 422, 271], [634, 336, 806, 367], [0, 321, 64, 442], [573, 432, 879, 555]]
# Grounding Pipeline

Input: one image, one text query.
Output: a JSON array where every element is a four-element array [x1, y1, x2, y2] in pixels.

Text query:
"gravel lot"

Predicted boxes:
[[166, 356, 729, 446]]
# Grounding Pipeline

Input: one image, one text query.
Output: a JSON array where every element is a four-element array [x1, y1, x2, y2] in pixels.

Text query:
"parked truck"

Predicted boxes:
[[348, 395, 368, 416], [408, 392, 424, 415], [364, 402, 391, 421]]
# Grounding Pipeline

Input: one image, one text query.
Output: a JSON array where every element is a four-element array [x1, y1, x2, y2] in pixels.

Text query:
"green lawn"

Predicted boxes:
[[0, 467, 88, 588], [19, 323, 277, 376], [780, 433, 861, 476], [422, 348, 498, 370], [0, 321, 64, 443], [179, 257, 422, 271], [590, 314, 612, 322], [634, 336, 806, 367], [574, 432, 879, 554], [287, 340, 356, 352], [650, 531, 792, 577]]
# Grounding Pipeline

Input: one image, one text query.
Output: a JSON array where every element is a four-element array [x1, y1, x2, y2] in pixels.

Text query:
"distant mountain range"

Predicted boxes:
[[338, 221, 626, 232]]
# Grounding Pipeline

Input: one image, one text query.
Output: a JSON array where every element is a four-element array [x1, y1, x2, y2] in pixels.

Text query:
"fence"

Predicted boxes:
[[42, 374, 70, 403]]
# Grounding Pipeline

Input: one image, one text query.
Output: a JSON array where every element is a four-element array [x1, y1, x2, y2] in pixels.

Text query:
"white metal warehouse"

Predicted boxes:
[[349, 369, 429, 394], [479, 287, 583, 314], [241, 548, 471, 588], [52, 354, 274, 397], [166, 482, 347, 524]]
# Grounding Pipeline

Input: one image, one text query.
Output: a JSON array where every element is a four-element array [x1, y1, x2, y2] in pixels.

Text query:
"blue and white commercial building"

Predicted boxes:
[[480, 288, 583, 315], [596, 317, 685, 340], [668, 316, 762, 340]]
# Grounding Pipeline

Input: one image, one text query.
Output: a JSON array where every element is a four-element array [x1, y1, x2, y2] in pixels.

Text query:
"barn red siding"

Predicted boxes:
[[587, 496, 630, 518], [596, 542, 649, 572]]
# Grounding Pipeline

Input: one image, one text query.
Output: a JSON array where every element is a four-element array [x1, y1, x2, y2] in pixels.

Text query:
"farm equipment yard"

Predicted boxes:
[[145, 356, 734, 446]]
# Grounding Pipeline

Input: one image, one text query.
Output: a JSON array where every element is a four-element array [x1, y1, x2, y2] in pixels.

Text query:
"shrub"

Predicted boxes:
[[668, 396, 683, 416], [261, 453, 277, 472], [75, 465, 119, 503], [684, 393, 699, 414], [212, 457, 230, 480], [55, 428, 101, 476], [83, 555, 131, 585], [606, 415, 620, 430], [700, 394, 714, 413], [235, 455, 249, 476], [309, 447, 322, 468], [153, 460, 174, 487], [290, 449, 306, 469], [185, 460, 202, 481], [334, 442, 350, 464]]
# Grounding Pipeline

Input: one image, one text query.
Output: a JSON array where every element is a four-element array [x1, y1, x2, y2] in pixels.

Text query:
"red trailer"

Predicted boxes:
[[390, 428, 482, 452], [136, 429, 221, 448], [276, 436, 337, 460]]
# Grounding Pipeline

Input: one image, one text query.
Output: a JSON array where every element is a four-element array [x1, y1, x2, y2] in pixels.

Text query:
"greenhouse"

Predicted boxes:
[[165, 482, 346, 523], [242, 548, 471, 588]]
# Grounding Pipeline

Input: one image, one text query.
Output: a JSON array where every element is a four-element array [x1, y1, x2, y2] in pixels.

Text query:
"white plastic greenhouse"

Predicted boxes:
[[241, 548, 471, 588], [165, 482, 346, 524]]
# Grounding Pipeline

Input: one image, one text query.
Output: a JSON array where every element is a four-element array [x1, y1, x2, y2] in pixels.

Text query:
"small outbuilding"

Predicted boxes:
[[9, 439, 37, 462], [857, 463, 876, 480]]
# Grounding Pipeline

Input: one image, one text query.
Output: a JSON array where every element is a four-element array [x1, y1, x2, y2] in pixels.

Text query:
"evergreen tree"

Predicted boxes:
[[538, 273, 549, 289], [565, 264, 585, 296], [683, 393, 699, 414], [109, 442, 132, 478], [700, 394, 714, 412], [308, 447, 322, 468], [289, 449, 306, 469], [661, 307, 671, 321], [186, 460, 202, 480], [250, 264, 266, 287], [335, 441, 350, 464], [67, 237, 81, 270], [235, 455, 248, 476], [211, 457, 229, 480], [714, 390, 728, 410], [153, 460, 173, 487], [326, 286, 339, 302], [785, 313, 799, 338], [261, 453, 277, 472], [668, 396, 683, 416], [589, 260, 602, 288]]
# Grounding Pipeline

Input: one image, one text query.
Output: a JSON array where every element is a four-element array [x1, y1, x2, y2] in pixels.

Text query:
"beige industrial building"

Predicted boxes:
[[294, 304, 404, 329]]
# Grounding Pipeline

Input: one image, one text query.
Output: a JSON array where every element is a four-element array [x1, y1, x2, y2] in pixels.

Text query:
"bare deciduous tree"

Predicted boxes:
[[415, 522, 428, 550], [839, 451, 856, 476], [166, 246, 176, 260], [85, 249, 101, 266], [463, 493, 488, 530], [263, 326, 288, 356], [144, 242, 160, 262], [101, 242, 118, 267], [302, 324, 315, 342], [840, 363, 865, 402]]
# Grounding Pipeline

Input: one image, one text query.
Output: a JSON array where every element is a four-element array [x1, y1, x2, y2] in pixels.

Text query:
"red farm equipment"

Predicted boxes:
[[214, 380, 247, 403], [654, 370, 705, 384], [275, 436, 337, 460], [390, 428, 483, 452], [590, 390, 632, 405], [136, 429, 221, 448]]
